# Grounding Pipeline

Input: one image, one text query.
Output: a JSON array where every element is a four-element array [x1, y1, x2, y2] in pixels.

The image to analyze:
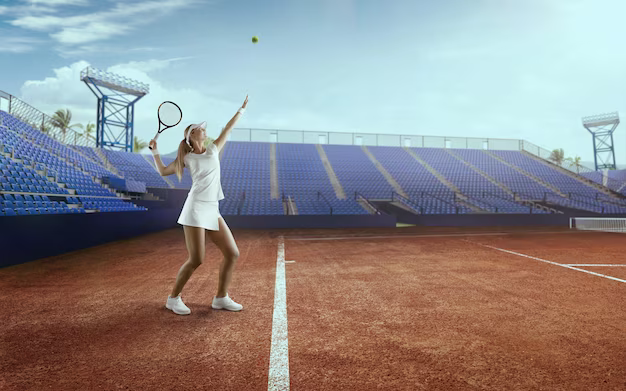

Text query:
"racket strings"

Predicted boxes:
[[158, 102, 182, 127]]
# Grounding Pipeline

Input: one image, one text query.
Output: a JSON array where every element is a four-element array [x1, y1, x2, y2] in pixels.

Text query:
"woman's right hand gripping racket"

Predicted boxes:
[[149, 101, 183, 151]]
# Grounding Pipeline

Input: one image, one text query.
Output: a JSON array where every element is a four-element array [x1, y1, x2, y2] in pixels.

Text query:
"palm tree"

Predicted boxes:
[[50, 109, 83, 144], [79, 122, 96, 146], [73, 130, 84, 145], [549, 148, 565, 166], [565, 156, 583, 173], [134, 136, 148, 152]]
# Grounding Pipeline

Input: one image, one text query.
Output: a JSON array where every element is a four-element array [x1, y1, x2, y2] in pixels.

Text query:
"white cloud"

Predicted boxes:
[[0, 36, 42, 53], [19, 58, 242, 154], [51, 22, 131, 44], [54, 44, 162, 58], [25, 0, 88, 5], [11, 0, 201, 45]]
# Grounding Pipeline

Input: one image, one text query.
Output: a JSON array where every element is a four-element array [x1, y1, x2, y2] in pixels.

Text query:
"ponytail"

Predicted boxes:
[[175, 124, 194, 181]]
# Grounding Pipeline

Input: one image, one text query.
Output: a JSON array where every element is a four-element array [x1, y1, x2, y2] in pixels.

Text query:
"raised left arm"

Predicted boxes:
[[214, 95, 248, 152]]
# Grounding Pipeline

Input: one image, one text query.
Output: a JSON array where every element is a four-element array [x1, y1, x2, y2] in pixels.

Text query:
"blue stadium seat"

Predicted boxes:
[[16, 208, 28, 215], [2, 194, 14, 201], [28, 208, 39, 215], [14, 194, 24, 202], [25, 201, 34, 208], [33, 195, 42, 201], [14, 201, 24, 208], [4, 208, 16, 216], [23, 195, 33, 201], [40, 209, 50, 214]]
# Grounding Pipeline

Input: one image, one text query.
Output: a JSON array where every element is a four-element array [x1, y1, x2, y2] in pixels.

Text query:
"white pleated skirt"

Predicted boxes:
[[177, 197, 222, 231]]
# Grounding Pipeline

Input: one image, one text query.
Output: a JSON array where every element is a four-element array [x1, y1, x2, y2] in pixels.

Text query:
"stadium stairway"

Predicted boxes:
[[361, 145, 408, 198], [404, 147, 461, 194], [404, 147, 484, 212], [315, 144, 346, 199], [269, 143, 280, 199], [521, 150, 623, 199], [442, 148, 554, 213], [445, 148, 515, 197], [142, 154, 175, 188], [7, 126, 128, 199], [66, 144, 122, 177], [483, 150, 567, 197], [355, 192, 380, 214], [92, 147, 124, 178]]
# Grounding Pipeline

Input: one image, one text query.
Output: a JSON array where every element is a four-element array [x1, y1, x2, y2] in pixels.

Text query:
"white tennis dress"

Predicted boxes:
[[177, 142, 225, 231]]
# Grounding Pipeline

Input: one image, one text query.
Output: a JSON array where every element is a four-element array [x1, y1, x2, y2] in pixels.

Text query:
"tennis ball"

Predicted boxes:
[[252, 36, 259, 44]]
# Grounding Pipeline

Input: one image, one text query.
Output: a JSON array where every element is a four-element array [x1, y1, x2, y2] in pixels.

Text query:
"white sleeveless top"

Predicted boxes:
[[183, 142, 225, 201]]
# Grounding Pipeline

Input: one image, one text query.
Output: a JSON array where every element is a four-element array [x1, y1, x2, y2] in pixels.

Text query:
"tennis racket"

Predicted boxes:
[[149, 101, 182, 150]]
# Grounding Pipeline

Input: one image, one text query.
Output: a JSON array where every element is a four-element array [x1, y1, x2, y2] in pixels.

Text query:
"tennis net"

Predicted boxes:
[[570, 217, 626, 233]]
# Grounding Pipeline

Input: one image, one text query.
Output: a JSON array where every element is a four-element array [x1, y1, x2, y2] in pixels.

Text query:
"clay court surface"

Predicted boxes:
[[1, 225, 625, 390]]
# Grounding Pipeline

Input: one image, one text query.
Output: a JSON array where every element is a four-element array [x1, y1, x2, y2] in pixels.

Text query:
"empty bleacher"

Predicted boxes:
[[1, 111, 147, 216], [3, 107, 625, 218]]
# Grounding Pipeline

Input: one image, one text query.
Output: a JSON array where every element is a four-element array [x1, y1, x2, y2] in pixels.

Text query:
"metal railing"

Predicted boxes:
[[0, 90, 90, 147], [391, 191, 423, 214], [354, 191, 381, 214]]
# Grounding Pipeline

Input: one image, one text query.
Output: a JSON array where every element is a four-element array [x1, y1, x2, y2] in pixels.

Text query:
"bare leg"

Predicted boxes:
[[207, 217, 240, 298], [170, 225, 205, 297]]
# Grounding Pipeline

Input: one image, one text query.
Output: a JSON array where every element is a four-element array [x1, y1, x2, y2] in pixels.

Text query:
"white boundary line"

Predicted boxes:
[[565, 264, 626, 267], [286, 230, 594, 241], [268, 236, 290, 391], [464, 240, 626, 284]]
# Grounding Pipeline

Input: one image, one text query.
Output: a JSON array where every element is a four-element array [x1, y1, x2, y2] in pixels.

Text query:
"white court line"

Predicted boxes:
[[286, 230, 594, 241], [566, 264, 626, 267], [268, 236, 290, 391], [464, 240, 626, 284]]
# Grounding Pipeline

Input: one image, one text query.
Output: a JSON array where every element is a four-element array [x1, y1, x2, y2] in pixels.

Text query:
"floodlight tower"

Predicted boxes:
[[80, 66, 149, 152], [582, 112, 620, 171]]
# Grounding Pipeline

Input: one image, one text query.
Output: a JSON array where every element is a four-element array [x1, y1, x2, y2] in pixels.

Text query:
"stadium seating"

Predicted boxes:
[[3, 107, 625, 218], [0, 111, 147, 216]]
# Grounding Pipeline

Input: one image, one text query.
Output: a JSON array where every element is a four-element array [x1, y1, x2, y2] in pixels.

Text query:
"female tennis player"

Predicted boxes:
[[149, 95, 248, 315]]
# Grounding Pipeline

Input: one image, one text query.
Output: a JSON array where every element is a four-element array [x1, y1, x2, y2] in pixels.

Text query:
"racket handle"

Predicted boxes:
[[148, 132, 160, 150]]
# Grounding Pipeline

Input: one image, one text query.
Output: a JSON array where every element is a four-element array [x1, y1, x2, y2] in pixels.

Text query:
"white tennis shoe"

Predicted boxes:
[[165, 295, 191, 315], [212, 294, 243, 311]]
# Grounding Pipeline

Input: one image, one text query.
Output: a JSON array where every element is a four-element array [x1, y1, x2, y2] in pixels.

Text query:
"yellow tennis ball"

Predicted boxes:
[[252, 36, 259, 44]]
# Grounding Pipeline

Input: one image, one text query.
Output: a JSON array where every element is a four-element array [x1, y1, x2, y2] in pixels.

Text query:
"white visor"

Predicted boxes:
[[186, 121, 207, 148]]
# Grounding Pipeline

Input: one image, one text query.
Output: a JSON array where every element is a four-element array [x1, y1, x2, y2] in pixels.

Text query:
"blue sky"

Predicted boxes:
[[1, 0, 625, 168]]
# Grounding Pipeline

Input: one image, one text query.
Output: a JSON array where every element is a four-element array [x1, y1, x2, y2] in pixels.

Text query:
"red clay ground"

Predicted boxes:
[[1, 226, 625, 390]]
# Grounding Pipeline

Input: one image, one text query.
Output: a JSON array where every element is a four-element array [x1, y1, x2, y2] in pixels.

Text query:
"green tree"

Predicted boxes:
[[134, 136, 148, 152], [565, 156, 583, 173], [77, 122, 96, 146], [50, 109, 82, 144], [549, 148, 565, 166]]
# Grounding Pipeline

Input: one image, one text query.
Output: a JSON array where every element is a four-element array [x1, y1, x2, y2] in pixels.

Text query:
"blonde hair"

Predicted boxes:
[[175, 124, 194, 181]]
